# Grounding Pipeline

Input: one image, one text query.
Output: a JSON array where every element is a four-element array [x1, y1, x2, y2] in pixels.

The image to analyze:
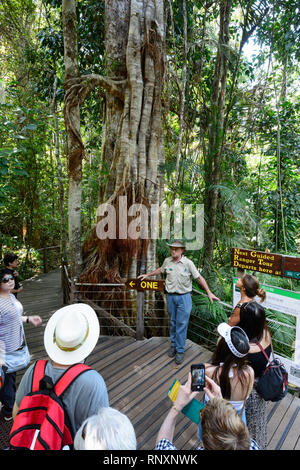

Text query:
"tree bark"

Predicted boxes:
[[174, 0, 187, 199], [62, 0, 83, 279], [202, 0, 231, 278], [51, 75, 68, 270], [68, 1, 165, 333]]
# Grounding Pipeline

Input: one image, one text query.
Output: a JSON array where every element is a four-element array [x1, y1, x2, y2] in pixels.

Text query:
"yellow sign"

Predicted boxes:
[[125, 279, 165, 291], [231, 247, 282, 276]]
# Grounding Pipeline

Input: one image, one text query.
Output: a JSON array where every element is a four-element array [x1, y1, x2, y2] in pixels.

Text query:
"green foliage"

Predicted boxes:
[[188, 293, 229, 350], [0, 80, 63, 252]]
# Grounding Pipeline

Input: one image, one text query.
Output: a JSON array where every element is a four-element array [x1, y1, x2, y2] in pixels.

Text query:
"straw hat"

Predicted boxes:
[[44, 304, 100, 365]]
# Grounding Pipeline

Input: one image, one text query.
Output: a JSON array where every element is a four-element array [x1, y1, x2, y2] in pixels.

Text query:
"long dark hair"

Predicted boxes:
[[210, 334, 250, 400], [238, 301, 268, 343]]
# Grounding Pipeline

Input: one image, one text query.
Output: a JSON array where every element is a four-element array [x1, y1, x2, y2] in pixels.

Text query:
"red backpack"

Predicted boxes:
[[9, 359, 91, 450]]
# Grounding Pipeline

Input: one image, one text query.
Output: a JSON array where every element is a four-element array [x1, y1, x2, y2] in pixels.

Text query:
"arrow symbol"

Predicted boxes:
[[129, 281, 135, 287]]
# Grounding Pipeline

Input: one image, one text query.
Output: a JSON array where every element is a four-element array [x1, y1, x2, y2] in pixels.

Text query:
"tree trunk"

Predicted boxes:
[[202, 0, 231, 279], [63, 1, 165, 332], [51, 75, 68, 269], [174, 0, 187, 199], [62, 0, 83, 279], [77, 0, 165, 283]]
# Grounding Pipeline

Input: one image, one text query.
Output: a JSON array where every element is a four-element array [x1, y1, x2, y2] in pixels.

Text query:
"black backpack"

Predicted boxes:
[[255, 341, 288, 402]]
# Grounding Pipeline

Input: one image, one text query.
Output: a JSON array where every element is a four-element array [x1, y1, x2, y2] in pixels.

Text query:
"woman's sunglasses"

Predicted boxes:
[[1, 275, 14, 283]]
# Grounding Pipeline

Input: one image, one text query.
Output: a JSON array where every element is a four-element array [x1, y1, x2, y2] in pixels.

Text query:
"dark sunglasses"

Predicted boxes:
[[1, 275, 14, 283]]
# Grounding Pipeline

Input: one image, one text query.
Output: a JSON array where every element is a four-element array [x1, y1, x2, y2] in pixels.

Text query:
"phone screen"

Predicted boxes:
[[191, 364, 205, 392]]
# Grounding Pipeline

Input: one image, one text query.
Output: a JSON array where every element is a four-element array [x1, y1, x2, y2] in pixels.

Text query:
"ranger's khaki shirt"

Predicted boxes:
[[160, 256, 200, 294]]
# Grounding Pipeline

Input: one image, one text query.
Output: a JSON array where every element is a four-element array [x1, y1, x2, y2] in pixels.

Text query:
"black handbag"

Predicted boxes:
[[255, 340, 288, 402]]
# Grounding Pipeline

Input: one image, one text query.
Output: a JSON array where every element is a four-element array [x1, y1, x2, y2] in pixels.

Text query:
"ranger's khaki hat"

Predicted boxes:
[[167, 240, 186, 249]]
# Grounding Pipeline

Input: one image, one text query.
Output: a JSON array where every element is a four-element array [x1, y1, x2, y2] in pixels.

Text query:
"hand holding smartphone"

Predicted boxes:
[[167, 375, 205, 424], [191, 363, 205, 392]]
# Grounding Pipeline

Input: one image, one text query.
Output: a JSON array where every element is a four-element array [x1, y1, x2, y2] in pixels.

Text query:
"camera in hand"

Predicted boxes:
[[191, 363, 205, 392]]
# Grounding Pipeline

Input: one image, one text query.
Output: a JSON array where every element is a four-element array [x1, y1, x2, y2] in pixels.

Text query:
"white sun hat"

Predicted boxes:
[[217, 323, 250, 358], [44, 303, 100, 365]]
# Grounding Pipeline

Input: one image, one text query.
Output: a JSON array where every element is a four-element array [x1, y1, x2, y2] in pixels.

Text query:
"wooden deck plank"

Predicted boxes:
[[110, 344, 200, 413], [266, 393, 293, 446], [137, 402, 200, 450], [117, 345, 212, 450], [279, 404, 300, 450], [104, 341, 174, 400], [89, 337, 162, 377], [293, 433, 300, 450], [141, 359, 210, 451], [267, 394, 299, 449]]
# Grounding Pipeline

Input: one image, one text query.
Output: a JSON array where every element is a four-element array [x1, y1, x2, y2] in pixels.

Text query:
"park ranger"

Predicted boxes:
[[138, 240, 219, 364]]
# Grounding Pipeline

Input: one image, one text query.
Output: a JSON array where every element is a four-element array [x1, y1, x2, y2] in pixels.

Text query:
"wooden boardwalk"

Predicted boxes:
[[1, 268, 300, 450]]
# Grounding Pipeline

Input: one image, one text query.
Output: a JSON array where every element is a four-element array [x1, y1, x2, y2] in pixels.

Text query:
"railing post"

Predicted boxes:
[[70, 277, 79, 303], [43, 247, 48, 273], [136, 254, 147, 340], [136, 290, 145, 340]]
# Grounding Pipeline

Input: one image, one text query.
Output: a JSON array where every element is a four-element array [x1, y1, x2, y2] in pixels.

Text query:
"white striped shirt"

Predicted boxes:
[[0, 294, 24, 354]]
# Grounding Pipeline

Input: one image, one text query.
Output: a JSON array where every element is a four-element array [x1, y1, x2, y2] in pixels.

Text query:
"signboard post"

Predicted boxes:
[[126, 278, 165, 341]]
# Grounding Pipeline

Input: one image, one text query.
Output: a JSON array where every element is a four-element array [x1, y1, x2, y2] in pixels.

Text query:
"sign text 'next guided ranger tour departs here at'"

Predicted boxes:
[[231, 247, 300, 280]]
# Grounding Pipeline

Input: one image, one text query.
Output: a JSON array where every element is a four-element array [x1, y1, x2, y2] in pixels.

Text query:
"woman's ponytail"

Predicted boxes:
[[257, 288, 266, 303]]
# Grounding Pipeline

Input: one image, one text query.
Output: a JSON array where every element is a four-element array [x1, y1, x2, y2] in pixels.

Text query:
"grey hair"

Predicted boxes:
[[74, 407, 137, 450]]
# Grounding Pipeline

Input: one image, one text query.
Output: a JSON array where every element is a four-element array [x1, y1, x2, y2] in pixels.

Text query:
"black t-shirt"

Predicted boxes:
[[2, 267, 20, 297], [247, 344, 272, 378]]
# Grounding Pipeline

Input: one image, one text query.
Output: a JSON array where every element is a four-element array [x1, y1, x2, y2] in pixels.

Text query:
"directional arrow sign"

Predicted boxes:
[[125, 279, 165, 291]]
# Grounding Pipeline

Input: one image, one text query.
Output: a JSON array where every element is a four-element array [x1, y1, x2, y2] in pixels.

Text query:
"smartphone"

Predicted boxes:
[[191, 363, 205, 392]]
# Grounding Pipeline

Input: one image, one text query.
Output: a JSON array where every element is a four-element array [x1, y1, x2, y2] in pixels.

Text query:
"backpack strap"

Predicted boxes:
[[54, 363, 92, 398], [32, 360, 48, 393], [254, 340, 272, 365]]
